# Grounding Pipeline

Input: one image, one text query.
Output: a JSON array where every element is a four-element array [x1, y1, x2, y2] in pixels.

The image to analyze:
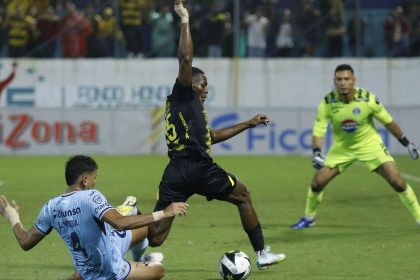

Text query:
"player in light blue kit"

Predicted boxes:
[[0, 155, 188, 280]]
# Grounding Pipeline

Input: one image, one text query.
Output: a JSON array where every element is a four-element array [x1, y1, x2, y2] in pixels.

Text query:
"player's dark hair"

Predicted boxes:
[[335, 64, 354, 74], [65, 155, 98, 185], [192, 67, 205, 77]]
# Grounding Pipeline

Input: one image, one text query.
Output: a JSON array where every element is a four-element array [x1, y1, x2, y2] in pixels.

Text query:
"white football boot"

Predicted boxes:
[[256, 246, 286, 270]]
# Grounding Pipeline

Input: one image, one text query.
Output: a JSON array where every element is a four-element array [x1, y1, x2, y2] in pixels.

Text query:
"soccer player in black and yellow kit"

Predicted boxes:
[[147, 0, 285, 270], [291, 64, 420, 229]]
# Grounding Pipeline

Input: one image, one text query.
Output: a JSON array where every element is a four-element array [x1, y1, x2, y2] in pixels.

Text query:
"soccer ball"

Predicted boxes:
[[219, 250, 251, 280]]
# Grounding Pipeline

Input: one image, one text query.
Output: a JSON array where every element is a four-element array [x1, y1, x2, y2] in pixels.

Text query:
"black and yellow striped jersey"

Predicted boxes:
[[165, 79, 212, 159]]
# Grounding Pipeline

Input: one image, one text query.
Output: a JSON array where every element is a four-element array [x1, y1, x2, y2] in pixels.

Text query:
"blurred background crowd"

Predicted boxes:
[[0, 0, 419, 58]]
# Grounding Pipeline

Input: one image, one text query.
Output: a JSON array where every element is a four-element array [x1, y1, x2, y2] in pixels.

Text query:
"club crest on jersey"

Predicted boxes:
[[352, 107, 361, 115], [93, 195, 103, 204], [340, 119, 359, 133]]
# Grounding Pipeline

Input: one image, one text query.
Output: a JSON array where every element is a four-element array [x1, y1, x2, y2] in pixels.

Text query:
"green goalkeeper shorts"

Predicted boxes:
[[325, 142, 394, 173]]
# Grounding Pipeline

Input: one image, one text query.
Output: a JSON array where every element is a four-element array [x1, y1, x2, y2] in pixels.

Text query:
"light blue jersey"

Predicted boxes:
[[35, 190, 131, 280]]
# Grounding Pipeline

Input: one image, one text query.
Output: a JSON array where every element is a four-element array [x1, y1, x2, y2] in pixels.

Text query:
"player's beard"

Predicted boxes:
[[338, 88, 355, 102], [337, 87, 350, 95]]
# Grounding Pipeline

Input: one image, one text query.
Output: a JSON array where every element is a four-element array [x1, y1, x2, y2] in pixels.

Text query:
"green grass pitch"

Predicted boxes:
[[0, 155, 419, 280]]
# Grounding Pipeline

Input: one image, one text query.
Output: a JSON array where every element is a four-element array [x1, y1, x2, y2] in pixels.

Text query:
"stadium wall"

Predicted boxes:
[[0, 107, 416, 155], [1, 58, 420, 109], [0, 59, 419, 155]]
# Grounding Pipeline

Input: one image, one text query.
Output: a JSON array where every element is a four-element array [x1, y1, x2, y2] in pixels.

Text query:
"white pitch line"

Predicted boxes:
[[401, 172, 420, 183]]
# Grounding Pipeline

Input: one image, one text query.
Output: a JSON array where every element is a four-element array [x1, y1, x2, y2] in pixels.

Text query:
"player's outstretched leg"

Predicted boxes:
[[147, 200, 176, 247], [290, 188, 321, 229], [399, 184, 420, 226], [225, 181, 286, 270], [375, 162, 420, 226], [291, 167, 339, 229]]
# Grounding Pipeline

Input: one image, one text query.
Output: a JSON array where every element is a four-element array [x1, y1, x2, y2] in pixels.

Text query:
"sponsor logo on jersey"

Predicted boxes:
[[352, 107, 361, 115], [53, 207, 82, 218], [94, 202, 110, 214], [340, 119, 359, 133]]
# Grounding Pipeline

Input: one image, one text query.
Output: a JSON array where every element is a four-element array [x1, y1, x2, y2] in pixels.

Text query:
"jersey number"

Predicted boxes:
[[165, 113, 178, 142]]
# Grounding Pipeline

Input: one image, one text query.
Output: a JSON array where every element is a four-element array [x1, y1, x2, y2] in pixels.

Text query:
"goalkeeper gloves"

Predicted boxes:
[[174, 0, 189, 24], [399, 136, 419, 160], [312, 147, 325, 169]]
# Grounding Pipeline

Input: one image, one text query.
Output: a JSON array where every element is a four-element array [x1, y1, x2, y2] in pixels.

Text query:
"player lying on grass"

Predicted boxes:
[[291, 64, 420, 229], [0, 155, 188, 280], [147, 0, 285, 270]]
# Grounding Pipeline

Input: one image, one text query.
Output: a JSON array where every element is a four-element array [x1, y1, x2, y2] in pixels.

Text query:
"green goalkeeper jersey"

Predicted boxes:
[[313, 87, 393, 150]]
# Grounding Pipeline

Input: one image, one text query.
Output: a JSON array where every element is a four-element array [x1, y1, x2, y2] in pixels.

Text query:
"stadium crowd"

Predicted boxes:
[[0, 0, 420, 58]]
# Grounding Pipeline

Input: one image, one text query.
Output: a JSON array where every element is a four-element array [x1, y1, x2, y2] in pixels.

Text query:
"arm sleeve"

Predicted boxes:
[[371, 95, 393, 125], [313, 100, 329, 137], [87, 190, 114, 220], [35, 202, 53, 235]]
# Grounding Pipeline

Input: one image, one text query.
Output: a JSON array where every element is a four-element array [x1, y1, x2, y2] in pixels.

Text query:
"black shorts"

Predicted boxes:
[[154, 158, 237, 211]]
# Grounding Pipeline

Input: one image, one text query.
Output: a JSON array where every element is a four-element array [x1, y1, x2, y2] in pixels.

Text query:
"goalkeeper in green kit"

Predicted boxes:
[[291, 64, 420, 229]]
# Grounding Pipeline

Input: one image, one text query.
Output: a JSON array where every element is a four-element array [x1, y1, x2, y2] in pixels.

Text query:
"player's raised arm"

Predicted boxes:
[[175, 0, 193, 87], [0, 195, 45, 251], [211, 114, 270, 144]]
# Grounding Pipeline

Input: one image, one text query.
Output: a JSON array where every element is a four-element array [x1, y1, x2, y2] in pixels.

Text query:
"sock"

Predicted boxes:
[[131, 238, 149, 262], [245, 224, 264, 252], [304, 187, 324, 220], [398, 184, 420, 223]]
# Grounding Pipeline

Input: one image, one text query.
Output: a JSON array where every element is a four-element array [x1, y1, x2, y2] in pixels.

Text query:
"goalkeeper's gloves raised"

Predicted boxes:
[[174, 0, 189, 24], [312, 147, 325, 169], [399, 136, 419, 160]]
